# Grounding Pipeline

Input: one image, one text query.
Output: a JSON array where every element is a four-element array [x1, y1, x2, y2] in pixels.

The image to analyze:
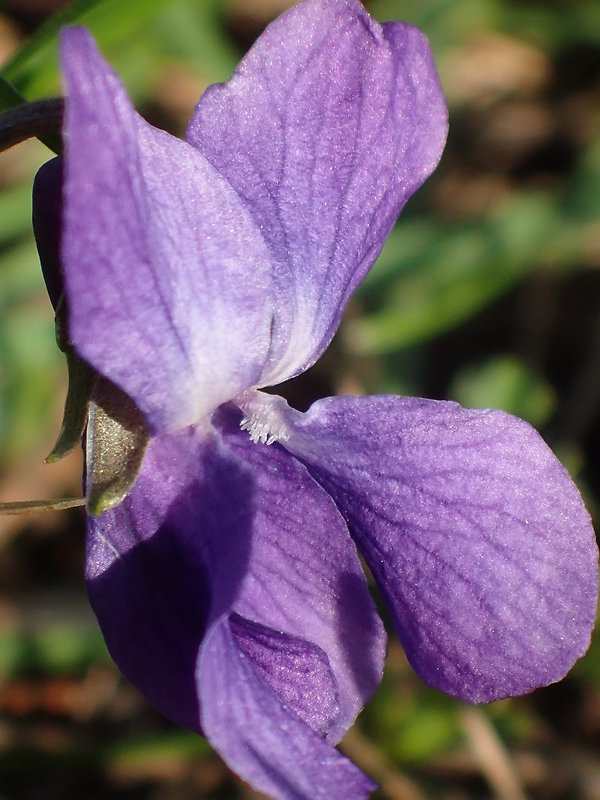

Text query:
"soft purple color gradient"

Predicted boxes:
[[60, 1, 447, 425], [88, 420, 383, 797], [31, 1, 598, 798], [279, 393, 598, 701], [61, 30, 274, 434], [199, 620, 375, 799], [215, 405, 386, 743], [188, 0, 447, 384]]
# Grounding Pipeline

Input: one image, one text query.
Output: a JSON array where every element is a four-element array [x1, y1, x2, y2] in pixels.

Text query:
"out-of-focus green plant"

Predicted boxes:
[[449, 355, 556, 427]]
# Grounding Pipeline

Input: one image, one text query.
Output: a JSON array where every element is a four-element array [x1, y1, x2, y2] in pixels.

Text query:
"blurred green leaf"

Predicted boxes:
[[0, 240, 45, 308], [0, 240, 60, 458], [488, 699, 536, 741], [371, 0, 600, 50], [2, 0, 197, 99], [450, 355, 556, 427], [345, 192, 579, 355], [0, 184, 35, 244], [1, 0, 105, 86], [562, 139, 600, 223], [0, 73, 26, 113], [499, 1, 600, 47], [0, 306, 62, 459], [371, 0, 502, 52], [392, 704, 461, 762], [107, 731, 211, 766], [364, 677, 462, 764], [153, 0, 239, 82], [0, 624, 108, 677]]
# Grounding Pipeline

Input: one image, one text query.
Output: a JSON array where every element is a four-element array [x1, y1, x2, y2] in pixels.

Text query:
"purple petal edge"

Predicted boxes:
[[188, 0, 448, 386], [216, 405, 386, 743], [257, 392, 598, 702], [199, 619, 376, 800], [60, 27, 274, 433]]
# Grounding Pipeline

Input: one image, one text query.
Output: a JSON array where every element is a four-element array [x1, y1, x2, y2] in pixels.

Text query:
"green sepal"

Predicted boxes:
[[46, 346, 97, 463], [86, 379, 149, 516]]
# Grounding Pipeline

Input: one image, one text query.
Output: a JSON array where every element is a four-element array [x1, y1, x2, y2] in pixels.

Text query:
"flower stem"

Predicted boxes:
[[0, 75, 62, 153], [0, 497, 85, 515]]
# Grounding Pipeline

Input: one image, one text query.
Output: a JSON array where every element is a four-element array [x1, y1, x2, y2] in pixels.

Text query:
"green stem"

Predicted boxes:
[[0, 96, 63, 154], [0, 497, 85, 515]]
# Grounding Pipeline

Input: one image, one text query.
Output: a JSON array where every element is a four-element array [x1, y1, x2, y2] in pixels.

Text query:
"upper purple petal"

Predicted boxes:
[[60, 27, 275, 433], [276, 394, 598, 702], [187, 0, 448, 385], [216, 405, 386, 742], [198, 618, 375, 800]]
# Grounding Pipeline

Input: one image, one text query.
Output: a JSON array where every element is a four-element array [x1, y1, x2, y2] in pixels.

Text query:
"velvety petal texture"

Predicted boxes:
[[60, 28, 275, 434], [273, 393, 599, 702], [86, 425, 255, 730], [88, 411, 384, 797], [188, 0, 448, 385], [229, 614, 340, 733], [199, 620, 375, 800], [216, 405, 386, 743]]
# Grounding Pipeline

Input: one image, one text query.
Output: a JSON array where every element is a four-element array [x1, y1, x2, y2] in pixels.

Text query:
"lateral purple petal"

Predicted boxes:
[[86, 425, 256, 731], [216, 405, 386, 742], [60, 27, 274, 433], [188, 0, 448, 385], [284, 395, 598, 702], [198, 619, 376, 800]]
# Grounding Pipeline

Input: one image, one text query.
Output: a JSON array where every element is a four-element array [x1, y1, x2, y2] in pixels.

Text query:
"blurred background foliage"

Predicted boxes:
[[0, 0, 599, 798]]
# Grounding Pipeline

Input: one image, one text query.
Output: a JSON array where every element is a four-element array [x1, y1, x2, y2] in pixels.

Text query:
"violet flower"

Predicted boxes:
[[32, 1, 597, 798]]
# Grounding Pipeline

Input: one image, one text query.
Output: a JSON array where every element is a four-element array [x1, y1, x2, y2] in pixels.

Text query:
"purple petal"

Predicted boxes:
[[60, 28, 274, 433], [216, 405, 386, 742], [198, 619, 376, 800], [188, 0, 448, 386], [88, 417, 378, 796], [32, 157, 64, 310], [230, 614, 340, 734], [278, 394, 598, 702], [86, 425, 256, 731]]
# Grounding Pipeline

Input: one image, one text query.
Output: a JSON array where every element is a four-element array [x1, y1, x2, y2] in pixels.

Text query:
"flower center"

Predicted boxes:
[[240, 414, 290, 445], [237, 391, 292, 446]]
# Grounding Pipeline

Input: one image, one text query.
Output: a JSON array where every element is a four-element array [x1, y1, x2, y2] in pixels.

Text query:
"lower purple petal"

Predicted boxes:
[[216, 405, 386, 742], [198, 618, 376, 800], [86, 425, 256, 731], [230, 614, 340, 734], [281, 394, 598, 702]]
